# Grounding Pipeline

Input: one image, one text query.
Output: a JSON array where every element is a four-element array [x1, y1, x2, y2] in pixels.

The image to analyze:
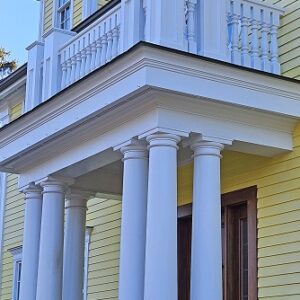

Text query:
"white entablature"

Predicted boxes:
[[0, 44, 299, 189]]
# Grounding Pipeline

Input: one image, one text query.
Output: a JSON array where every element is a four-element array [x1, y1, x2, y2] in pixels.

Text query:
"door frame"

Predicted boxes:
[[177, 186, 258, 300]]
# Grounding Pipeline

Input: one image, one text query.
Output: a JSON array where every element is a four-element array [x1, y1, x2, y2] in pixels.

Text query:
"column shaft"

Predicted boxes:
[[63, 193, 88, 300], [19, 183, 42, 300], [144, 134, 180, 300], [36, 180, 66, 300], [190, 141, 224, 300], [118, 141, 148, 300]]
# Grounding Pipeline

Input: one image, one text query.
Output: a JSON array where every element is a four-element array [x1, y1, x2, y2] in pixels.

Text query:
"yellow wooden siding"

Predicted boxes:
[[44, 0, 53, 34], [0, 174, 24, 300], [86, 197, 121, 300], [9, 103, 22, 121], [262, 0, 300, 78], [73, 0, 83, 27], [178, 123, 300, 299]]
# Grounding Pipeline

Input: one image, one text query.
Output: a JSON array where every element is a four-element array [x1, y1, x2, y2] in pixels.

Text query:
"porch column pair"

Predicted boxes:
[[118, 134, 224, 300], [19, 177, 90, 300]]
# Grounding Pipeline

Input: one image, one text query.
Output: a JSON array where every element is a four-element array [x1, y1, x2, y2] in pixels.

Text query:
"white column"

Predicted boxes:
[[63, 191, 90, 300], [190, 140, 224, 300], [144, 134, 180, 300], [36, 178, 68, 300], [19, 183, 43, 300], [118, 140, 148, 300]]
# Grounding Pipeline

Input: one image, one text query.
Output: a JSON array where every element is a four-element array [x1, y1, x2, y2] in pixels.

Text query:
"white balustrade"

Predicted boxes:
[[55, 0, 286, 95], [226, 0, 284, 74], [59, 3, 121, 89]]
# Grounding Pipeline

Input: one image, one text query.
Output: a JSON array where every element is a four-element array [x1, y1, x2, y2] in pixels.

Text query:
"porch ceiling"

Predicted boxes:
[[0, 43, 299, 188]]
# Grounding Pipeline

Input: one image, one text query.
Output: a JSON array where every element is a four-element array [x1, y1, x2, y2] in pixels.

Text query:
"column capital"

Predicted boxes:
[[20, 182, 43, 200], [39, 176, 74, 194], [146, 133, 181, 150], [191, 141, 224, 158], [188, 134, 226, 158], [120, 138, 148, 161], [65, 189, 94, 209]]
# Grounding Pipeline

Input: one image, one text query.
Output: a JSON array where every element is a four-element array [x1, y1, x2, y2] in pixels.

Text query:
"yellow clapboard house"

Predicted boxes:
[[0, 0, 300, 299]]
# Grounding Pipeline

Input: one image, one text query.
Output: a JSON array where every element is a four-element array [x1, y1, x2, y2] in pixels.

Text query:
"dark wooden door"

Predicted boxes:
[[178, 217, 192, 300], [223, 203, 248, 300]]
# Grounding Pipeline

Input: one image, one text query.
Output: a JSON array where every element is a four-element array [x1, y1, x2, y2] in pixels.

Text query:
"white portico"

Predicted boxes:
[[0, 44, 300, 299]]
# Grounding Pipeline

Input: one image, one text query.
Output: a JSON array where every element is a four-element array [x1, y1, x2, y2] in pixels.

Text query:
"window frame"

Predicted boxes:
[[221, 186, 258, 300], [55, 0, 73, 30], [9, 246, 22, 300]]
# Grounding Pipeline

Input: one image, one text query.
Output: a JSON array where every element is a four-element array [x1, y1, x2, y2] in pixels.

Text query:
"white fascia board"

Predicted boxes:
[[142, 46, 300, 118], [0, 44, 300, 180]]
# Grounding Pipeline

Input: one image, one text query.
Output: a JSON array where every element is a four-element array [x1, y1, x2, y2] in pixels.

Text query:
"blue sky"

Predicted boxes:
[[0, 0, 40, 67]]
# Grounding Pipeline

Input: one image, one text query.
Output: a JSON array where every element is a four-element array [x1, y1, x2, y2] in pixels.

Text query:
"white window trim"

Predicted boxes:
[[0, 172, 7, 290], [9, 246, 22, 300], [83, 226, 93, 300], [53, 0, 74, 30]]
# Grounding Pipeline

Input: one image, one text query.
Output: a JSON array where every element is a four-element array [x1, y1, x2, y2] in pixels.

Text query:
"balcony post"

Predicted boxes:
[[120, 0, 144, 52], [198, 0, 228, 61], [143, 0, 186, 51], [25, 41, 45, 112], [42, 29, 76, 101]]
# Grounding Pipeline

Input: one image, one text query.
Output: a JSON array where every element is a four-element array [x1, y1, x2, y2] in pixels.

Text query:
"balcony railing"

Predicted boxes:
[[227, 0, 284, 73], [59, 3, 121, 89], [25, 0, 285, 111]]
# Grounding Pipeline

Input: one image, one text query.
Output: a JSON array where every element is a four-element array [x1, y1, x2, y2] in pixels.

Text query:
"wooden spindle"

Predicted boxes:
[[186, 0, 197, 54], [240, 4, 250, 67]]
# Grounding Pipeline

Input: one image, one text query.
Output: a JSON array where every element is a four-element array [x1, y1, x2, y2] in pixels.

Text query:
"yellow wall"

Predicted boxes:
[[44, 0, 53, 34], [86, 197, 121, 300], [73, 0, 83, 27], [0, 174, 24, 300], [178, 123, 300, 299]]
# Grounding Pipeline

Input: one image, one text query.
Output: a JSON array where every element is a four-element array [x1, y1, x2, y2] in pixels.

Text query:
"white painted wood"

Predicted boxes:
[[63, 190, 90, 300], [226, 0, 284, 73], [144, 0, 186, 51], [19, 183, 43, 300], [1, 45, 299, 185], [118, 139, 148, 300], [144, 134, 180, 300], [186, 0, 197, 54], [120, 0, 143, 52], [25, 41, 45, 112], [198, 0, 228, 61], [59, 4, 121, 88], [36, 178, 69, 300], [42, 28, 75, 101], [83, 227, 93, 300], [190, 138, 224, 300]]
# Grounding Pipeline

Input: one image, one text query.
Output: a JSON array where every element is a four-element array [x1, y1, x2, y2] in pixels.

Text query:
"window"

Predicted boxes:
[[9, 246, 22, 300], [177, 186, 257, 300], [57, 0, 71, 30]]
